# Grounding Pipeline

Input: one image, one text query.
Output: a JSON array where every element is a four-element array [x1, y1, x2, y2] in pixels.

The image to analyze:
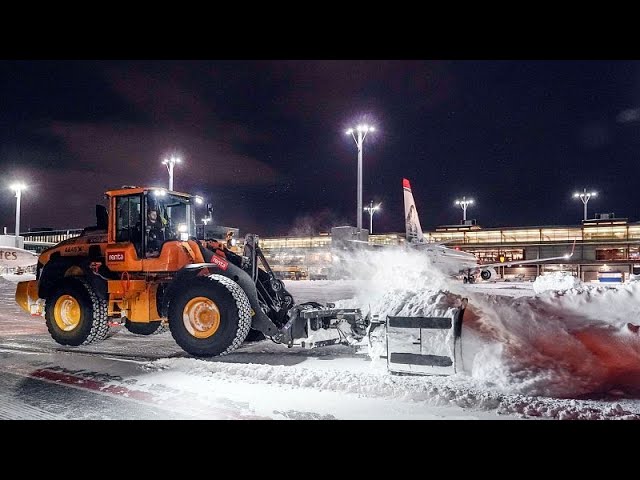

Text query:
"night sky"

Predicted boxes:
[[2, 60, 640, 237]]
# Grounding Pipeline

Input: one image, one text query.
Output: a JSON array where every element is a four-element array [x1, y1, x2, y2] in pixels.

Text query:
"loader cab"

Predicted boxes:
[[110, 187, 198, 260]]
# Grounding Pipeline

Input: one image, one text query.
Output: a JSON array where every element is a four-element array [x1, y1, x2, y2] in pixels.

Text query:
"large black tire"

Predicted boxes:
[[480, 270, 492, 281], [125, 319, 168, 335], [168, 274, 251, 357], [45, 277, 109, 346]]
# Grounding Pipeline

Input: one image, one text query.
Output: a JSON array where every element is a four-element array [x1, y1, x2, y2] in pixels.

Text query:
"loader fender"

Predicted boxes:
[[161, 263, 280, 337], [38, 256, 108, 302]]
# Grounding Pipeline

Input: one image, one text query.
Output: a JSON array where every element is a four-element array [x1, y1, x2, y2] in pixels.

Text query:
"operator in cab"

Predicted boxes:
[[146, 206, 165, 256]]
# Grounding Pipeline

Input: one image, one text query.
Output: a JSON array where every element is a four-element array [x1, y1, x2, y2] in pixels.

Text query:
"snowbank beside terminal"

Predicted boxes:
[[532, 271, 582, 294]]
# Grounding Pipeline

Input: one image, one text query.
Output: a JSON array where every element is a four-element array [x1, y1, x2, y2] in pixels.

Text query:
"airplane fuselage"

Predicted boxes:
[[0, 246, 38, 268], [412, 243, 480, 276]]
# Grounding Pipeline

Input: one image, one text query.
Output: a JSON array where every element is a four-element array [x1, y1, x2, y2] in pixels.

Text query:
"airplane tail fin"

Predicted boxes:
[[403, 178, 425, 244]]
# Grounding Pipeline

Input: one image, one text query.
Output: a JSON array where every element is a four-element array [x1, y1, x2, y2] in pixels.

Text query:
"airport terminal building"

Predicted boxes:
[[21, 214, 640, 282]]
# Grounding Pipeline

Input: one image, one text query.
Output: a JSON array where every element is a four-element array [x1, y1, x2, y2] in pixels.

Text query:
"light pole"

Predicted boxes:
[[454, 196, 474, 223], [573, 188, 597, 221], [364, 200, 381, 234], [162, 156, 181, 191], [10, 183, 26, 247], [345, 124, 375, 232]]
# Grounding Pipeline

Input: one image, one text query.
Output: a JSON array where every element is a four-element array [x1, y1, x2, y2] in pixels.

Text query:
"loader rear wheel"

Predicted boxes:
[[45, 277, 109, 346], [125, 319, 168, 335], [168, 275, 251, 357]]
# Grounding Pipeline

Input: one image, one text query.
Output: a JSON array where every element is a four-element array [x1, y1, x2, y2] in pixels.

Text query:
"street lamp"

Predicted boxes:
[[573, 188, 597, 221], [364, 200, 381, 234], [162, 156, 181, 191], [454, 196, 474, 223], [345, 124, 375, 233], [10, 183, 26, 247]]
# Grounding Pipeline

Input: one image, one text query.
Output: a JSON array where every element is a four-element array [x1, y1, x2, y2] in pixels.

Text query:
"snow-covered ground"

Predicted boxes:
[[1, 248, 640, 419]]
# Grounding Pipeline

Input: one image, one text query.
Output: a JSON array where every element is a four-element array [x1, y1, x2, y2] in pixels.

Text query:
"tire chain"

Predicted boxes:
[[153, 322, 170, 335], [206, 274, 252, 355], [77, 278, 110, 345]]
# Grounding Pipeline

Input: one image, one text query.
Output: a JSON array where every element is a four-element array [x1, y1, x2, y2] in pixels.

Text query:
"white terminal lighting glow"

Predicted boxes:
[[178, 224, 188, 233], [573, 188, 597, 221], [9, 182, 27, 247], [195, 196, 204, 205], [454, 196, 474, 222], [162, 155, 181, 191], [162, 156, 181, 165], [345, 122, 377, 232], [364, 201, 382, 234]]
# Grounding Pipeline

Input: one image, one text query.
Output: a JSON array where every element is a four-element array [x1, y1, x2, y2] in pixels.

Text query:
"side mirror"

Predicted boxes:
[[96, 204, 108, 230]]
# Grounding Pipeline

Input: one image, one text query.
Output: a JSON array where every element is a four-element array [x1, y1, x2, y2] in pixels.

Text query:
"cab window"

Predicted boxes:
[[115, 195, 142, 257]]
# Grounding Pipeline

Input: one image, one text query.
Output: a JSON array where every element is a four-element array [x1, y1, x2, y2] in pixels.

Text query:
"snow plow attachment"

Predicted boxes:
[[386, 298, 467, 376]]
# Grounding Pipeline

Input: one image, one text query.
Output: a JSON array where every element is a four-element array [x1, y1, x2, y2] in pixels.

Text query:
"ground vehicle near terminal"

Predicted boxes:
[[15, 186, 367, 357]]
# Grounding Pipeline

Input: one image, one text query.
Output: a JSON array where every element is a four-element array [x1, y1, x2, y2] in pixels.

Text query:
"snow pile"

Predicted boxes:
[[0, 273, 36, 283], [532, 271, 582, 294], [462, 282, 640, 398], [144, 357, 640, 420]]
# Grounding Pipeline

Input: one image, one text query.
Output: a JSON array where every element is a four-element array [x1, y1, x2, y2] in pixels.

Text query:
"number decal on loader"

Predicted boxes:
[[211, 256, 228, 270]]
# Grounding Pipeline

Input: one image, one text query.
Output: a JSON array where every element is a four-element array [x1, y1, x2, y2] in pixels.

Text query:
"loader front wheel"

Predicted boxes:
[[168, 275, 251, 357], [45, 277, 109, 346]]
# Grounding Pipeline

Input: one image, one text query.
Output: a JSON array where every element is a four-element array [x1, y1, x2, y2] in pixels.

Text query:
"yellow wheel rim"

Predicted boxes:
[[54, 295, 82, 331], [183, 296, 221, 339]]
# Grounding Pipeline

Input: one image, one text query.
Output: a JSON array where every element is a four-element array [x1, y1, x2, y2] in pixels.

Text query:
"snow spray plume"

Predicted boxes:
[[331, 246, 463, 319], [330, 246, 467, 362], [288, 210, 350, 238]]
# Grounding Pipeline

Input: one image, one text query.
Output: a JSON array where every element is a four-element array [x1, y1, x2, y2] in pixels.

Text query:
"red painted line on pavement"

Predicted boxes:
[[30, 369, 156, 402], [28, 368, 267, 419]]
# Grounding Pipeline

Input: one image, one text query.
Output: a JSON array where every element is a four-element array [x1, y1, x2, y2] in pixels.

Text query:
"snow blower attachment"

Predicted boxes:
[[385, 298, 467, 375], [241, 234, 368, 349]]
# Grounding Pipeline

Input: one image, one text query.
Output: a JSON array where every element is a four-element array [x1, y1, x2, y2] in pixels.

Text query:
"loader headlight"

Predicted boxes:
[[178, 224, 189, 241]]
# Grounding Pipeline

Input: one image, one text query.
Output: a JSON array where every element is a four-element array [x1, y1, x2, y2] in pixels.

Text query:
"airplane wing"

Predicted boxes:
[[478, 240, 577, 269]]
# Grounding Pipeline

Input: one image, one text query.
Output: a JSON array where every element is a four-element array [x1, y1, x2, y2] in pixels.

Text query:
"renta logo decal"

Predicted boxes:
[[210, 255, 228, 270], [107, 251, 125, 262]]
